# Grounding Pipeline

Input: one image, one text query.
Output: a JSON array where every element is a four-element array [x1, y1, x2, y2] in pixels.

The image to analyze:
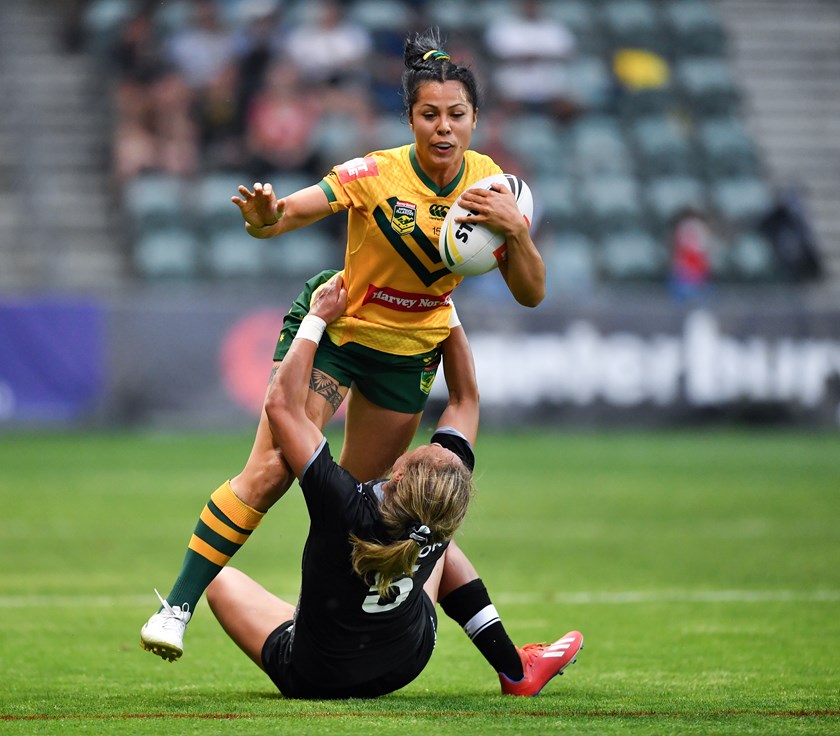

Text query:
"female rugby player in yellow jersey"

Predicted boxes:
[[140, 29, 546, 662]]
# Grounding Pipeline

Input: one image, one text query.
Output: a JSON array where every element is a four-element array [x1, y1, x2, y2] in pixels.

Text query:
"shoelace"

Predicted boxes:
[[153, 588, 190, 626], [520, 643, 548, 667]]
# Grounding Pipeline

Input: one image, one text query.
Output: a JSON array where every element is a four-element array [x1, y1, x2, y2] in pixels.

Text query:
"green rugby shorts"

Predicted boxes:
[[274, 270, 441, 414]]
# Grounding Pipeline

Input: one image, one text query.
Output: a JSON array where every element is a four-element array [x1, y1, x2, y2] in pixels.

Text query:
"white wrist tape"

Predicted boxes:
[[294, 314, 327, 344], [448, 303, 461, 329]]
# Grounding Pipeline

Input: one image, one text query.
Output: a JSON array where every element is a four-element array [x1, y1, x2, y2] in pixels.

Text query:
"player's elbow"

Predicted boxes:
[[264, 385, 296, 433], [514, 285, 545, 308]]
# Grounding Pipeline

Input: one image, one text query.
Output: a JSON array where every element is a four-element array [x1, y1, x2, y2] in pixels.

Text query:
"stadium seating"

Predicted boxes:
[[571, 116, 633, 179], [534, 174, 580, 232], [645, 175, 706, 233], [676, 56, 740, 116], [710, 176, 774, 229], [631, 114, 696, 178], [95, 0, 781, 289], [314, 114, 367, 167], [124, 174, 186, 235], [600, 0, 666, 54], [194, 172, 251, 237], [133, 227, 198, 279], [581, 174, 644, 236], [502, 114, 571, 176], [697, 117, 762, 180], [348, 0, 414, 31], [263, 226, 338, 278], [726, 231, 778, 281], [203, 228, 264, 278], [543, 230, 597, 293], [599, 228, 668, 281], [663, 0, 727, 57], [567, 55, 614, 111]]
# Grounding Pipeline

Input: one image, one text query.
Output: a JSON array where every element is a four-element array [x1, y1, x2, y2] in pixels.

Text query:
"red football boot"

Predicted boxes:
[[499, 630, 584, 696]]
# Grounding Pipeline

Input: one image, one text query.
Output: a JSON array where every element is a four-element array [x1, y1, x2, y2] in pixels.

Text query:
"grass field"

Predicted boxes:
[[1, 428, 838, 735]]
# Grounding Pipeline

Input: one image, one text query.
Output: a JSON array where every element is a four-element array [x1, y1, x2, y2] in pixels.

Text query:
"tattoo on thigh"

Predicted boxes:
[[311, 369, 343, 413]]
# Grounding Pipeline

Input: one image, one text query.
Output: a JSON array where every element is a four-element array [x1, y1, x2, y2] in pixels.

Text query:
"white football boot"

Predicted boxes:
[[140, 589, 191, 662]]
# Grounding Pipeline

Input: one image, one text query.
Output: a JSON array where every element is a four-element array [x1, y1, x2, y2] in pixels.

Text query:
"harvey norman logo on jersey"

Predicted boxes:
[[363, 284, 452, 312]]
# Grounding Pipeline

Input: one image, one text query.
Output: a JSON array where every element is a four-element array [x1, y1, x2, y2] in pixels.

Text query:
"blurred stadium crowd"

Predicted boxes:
[[73, 0, 822, 292]]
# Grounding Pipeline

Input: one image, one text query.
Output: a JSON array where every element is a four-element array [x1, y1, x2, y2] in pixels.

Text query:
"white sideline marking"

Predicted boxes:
[[495, 590, 840, 605], [0, 590, 839, 609]]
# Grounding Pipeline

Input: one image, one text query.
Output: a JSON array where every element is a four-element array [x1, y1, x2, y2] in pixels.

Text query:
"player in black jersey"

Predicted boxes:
[[205, 276, 583, 698]]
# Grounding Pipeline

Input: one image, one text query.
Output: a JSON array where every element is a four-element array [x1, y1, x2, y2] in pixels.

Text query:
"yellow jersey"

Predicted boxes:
[[317, 144, 503, 355]]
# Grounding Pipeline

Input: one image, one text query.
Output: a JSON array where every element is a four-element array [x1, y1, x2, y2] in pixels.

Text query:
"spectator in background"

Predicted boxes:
[[368, 22, 419, 114], [113, 4, 167, 88], [166, 0, 237, 91], [669, 207, 713, 300], [244, 58, 324, 179], [483, 0, 578, 116], [285, 0, 372, 110], [232, 6, 285, 130], [195, 59, 246, 171], [111, 7, 199, 181]]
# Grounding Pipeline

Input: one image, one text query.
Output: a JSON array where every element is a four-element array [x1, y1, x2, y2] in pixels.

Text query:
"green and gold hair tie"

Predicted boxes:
[[423, 49, 451, 62]]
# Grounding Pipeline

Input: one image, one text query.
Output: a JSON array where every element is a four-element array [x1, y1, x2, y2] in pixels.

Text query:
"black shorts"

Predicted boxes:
[[261, 596, 438, 699]]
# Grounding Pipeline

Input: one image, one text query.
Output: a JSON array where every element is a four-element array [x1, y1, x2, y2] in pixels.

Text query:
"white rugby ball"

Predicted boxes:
[[439, 173, 533, 276]]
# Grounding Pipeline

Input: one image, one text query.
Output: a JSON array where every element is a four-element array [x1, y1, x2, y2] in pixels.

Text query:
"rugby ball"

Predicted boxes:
[[439, 174, 533, 276]]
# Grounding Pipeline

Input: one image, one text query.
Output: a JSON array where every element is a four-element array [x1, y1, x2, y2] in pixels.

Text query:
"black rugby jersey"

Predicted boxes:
[[288, 429, 473, 688]]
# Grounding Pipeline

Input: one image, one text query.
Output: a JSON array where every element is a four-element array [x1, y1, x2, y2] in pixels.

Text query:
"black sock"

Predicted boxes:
[[440, 578, 523, 681]]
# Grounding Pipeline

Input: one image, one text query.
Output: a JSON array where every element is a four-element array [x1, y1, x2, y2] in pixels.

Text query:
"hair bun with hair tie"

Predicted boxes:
[[408, 523, 432, 547], [422, 49, 451, 62]]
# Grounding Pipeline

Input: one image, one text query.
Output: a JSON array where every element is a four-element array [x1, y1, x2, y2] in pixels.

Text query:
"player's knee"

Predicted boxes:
[[206, 567, 235, 609], [232, 457, 293, 509]]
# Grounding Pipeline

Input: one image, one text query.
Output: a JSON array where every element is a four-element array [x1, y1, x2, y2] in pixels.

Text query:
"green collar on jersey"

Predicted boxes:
[[409, 144, 466, 197]]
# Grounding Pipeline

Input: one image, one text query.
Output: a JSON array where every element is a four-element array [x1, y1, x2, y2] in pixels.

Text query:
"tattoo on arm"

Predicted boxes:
[[268, 365, 280, 385], [310, 368, 344, 413]]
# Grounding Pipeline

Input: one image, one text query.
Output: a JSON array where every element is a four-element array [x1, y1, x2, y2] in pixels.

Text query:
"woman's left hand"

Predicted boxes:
[[454, 183, 529, 239]]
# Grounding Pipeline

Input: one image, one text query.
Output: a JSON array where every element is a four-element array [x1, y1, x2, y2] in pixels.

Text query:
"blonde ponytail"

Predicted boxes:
[[350, 454, 473, 597]]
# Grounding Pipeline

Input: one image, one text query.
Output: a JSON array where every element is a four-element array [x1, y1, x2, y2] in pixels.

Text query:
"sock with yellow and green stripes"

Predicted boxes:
[[163, 480, 265, 613]]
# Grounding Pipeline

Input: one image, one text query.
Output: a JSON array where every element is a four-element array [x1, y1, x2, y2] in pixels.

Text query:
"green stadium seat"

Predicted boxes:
[[375, 117, 414, 150], [543, 231, 597, 293], [501, 115, 570, 176], [195, 172, 251, 237], [124, 174, 187, 233], [572, 116, 633, 178], [726, 231, 778, 281], [425, 0, 494, 29], [664, 0, 727, 57], [534, 175, 581, 232], [599, 228, 668, 281], [567, 56, 614, 112], [203, 228, 264, 278], [265, 172, 315, 199], [581, 174, 644, 234], [677, 57, 740, 116], [539, 0, 602, 54], [315, 114, 366, 166], [263, 226, 338, 278], [82, 0, 134, 55], [711, 176, 774, 227], [349, 0, 413, 31], [645, 175, 706, 230], [631, 114, 696, 177], [154, 0, 194, 33], [698, 118, 762, 179], [601, 0, 668, 54], [540, 0, 596, 32], [134, 228, 199, 279]]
